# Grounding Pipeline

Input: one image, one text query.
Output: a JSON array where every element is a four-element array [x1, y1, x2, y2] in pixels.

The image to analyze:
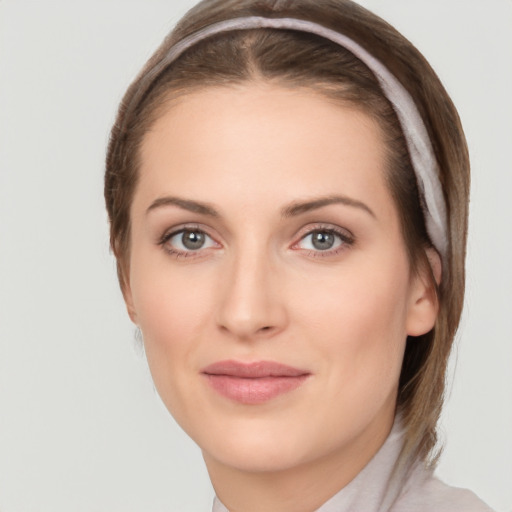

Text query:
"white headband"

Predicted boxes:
[[130, 16, 448, 263]]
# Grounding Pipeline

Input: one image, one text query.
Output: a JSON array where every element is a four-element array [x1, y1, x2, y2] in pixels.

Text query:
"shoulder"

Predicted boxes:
[[393, 472, 495, 512]]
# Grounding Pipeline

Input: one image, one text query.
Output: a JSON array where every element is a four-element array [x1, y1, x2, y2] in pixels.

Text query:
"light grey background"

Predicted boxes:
[[0, 1, 511, 511]]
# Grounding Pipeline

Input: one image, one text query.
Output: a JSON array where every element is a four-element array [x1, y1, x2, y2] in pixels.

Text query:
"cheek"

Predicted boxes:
[[295, 261, 410, 397], [130, 240, 216, 332], [128, 255, 215, 398]]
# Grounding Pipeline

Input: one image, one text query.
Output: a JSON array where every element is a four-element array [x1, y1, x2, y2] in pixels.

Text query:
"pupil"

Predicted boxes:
[[312, 231, 334, 250], [182, 231, 205, 250]]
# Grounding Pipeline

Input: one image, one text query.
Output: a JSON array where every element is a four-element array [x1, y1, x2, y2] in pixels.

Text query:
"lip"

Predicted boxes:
[[201, 360, 311, 404]]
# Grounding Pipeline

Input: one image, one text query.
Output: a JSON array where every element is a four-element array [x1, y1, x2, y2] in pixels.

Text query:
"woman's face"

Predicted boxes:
[[124, 84, 437, 477]]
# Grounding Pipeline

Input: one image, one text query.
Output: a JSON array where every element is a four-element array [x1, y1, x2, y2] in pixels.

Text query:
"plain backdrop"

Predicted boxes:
[[0, 1, 511, 511]]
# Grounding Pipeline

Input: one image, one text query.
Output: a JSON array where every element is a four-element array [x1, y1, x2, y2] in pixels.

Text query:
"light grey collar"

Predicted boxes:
[[211, 418, 419, 512]]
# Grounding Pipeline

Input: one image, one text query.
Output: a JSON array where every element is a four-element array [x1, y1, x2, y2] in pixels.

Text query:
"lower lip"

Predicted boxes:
[[203, 374, 309, 404]]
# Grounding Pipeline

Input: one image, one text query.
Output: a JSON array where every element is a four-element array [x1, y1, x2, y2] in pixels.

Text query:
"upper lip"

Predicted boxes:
[[201, 360, 310, 378]]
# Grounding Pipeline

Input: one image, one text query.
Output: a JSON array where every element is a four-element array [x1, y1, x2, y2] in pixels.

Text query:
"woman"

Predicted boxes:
[[104, 1, 493, 510]]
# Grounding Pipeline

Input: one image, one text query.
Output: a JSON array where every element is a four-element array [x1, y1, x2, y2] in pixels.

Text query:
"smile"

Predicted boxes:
[[201, 360, 311, 404]]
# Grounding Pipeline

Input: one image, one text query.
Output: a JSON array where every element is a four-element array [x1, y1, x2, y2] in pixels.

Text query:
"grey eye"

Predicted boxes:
[[181, 230, 206, 250], [311, 231, 336, 250], [298, 230, 344, 252], [167, 229, 216, 252]]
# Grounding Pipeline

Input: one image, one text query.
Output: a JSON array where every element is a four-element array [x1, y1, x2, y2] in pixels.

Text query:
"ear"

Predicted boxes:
[[123, 284, 138, 325], [118, 262, 138, 325], [406, 248, 441, 337]]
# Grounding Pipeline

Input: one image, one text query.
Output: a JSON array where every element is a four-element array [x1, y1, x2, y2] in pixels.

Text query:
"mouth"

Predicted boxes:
[[201, 360, 311, 404]]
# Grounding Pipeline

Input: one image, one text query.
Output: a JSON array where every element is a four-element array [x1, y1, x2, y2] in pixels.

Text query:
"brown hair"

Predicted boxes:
[[105, 0, 469, 467]]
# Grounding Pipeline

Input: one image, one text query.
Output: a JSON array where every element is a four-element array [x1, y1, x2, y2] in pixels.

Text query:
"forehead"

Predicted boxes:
[[135, 83, 392, 218]]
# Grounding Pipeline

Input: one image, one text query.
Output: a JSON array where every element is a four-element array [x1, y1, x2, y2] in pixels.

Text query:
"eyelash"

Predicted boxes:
[[158, 224, 219, 259], [291, 224, 355, 258], [158, 224, 355, 259]]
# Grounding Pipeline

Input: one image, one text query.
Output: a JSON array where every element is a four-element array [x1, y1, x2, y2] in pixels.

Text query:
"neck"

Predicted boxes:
[[205, 409, 395, 512]]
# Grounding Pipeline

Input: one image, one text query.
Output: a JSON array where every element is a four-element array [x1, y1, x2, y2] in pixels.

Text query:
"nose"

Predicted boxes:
[[215, 246, 288, 340]]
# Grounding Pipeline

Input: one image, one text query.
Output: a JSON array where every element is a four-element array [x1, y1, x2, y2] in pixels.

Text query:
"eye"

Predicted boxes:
[[163, 228, 217, 254], [295, 228, 353, 254]]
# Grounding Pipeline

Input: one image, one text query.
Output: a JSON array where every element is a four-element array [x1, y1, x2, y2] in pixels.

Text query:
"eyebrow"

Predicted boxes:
[[146, 194, 375, 219], [146, 196, 219, 217], [281, 195, 376, 218]]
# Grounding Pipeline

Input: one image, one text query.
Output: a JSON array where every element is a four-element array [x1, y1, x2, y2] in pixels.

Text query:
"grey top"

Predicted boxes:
[[212, 420, 493, 512]]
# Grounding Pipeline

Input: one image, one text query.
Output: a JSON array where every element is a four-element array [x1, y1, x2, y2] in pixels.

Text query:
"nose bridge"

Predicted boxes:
[[216, 236, 286, 338]]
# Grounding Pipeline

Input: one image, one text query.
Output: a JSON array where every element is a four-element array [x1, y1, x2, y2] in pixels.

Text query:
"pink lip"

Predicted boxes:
[[201, 360, 311, 404]]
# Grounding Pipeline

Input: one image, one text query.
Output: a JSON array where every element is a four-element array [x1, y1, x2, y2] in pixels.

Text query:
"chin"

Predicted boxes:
[[201, 429, 311, 473]]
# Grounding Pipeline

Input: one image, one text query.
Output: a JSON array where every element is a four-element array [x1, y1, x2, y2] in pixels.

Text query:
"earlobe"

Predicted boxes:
[[406, 248, 441, 337]]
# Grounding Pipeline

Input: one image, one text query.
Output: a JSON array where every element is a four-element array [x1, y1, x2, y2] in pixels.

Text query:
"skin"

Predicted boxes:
[[123, 83, 438, 512]]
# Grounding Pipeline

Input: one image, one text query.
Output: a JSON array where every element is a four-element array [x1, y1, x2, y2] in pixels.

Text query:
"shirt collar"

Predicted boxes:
[[212, 416, 419, 512]]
